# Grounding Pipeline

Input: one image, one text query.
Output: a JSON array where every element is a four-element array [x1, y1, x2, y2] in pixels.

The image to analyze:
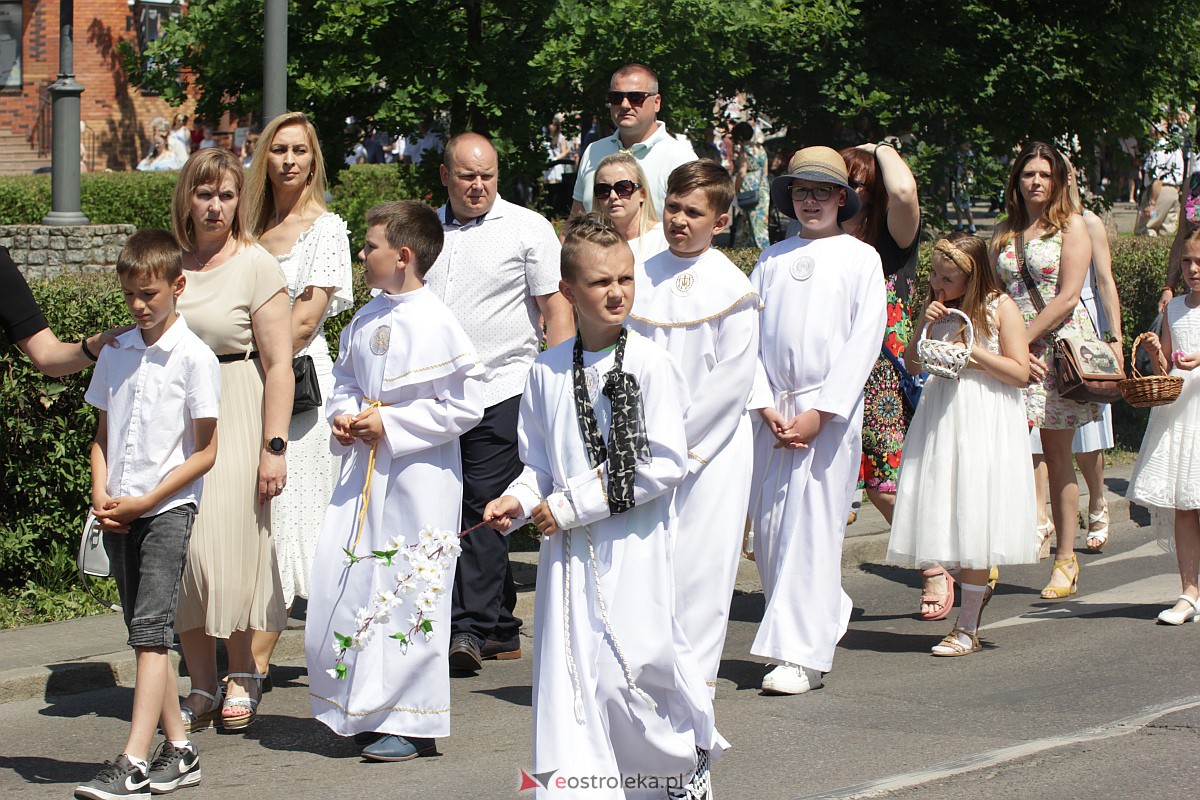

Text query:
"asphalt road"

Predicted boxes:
[[1, 506, 1196, 800]]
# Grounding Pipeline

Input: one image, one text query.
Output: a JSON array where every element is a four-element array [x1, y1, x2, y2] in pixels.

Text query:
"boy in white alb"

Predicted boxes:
[[485, 215, 719, 799], [750, 147, 886, 695], [304, 201, 484, 762], [626, 160, 760, 696], [77, 230, 220, 800]]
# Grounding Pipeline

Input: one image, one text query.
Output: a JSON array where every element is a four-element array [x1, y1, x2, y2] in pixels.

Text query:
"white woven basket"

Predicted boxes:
[[917, 308, 974, 379]]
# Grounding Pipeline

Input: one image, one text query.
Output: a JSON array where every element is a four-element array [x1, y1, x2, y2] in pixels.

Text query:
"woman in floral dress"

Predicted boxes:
[[733, 122, 770, 248], [840, 143, 930, 611], [991, 141, 1099, 600]]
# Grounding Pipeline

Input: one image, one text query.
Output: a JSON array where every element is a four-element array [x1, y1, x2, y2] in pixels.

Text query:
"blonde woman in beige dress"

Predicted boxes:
[[173, 148, 294, 731], [243, 112, 354, 680]]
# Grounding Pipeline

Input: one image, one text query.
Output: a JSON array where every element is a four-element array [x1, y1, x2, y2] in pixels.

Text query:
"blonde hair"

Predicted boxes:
[[993, 141, 1076, 252], [171, 149, 252, 252], [243, 111, 329, 237], [593, 152, 658, 238], [928, 232, 1004, 337]]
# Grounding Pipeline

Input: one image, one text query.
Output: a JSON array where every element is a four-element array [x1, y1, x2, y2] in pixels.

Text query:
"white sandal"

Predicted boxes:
[[1086, 506, 1110, 552], [1036, 522, 1055, 560], [180, 684, 223, 733], [1157, 595, 1200, 626], [221, 672, 265, 730]]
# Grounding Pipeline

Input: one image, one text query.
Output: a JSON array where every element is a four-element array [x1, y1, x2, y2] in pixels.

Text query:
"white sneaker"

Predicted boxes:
[[761, 663, 822, 695]]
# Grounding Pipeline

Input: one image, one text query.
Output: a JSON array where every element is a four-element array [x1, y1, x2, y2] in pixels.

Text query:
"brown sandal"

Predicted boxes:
[[931, 626, 981, 657]]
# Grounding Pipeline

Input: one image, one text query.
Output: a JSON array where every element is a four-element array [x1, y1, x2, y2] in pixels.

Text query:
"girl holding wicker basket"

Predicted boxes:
[[1126, 231, 1200, 625], [886, 233, 1039, 656]]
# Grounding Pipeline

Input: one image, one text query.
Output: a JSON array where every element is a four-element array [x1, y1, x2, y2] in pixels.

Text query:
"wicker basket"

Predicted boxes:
[[1119, 332, 1183, 408], [918, 308, 975, 379]]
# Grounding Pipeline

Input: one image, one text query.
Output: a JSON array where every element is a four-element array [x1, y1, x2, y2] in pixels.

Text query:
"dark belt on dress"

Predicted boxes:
[[216, 350, 260, 363]]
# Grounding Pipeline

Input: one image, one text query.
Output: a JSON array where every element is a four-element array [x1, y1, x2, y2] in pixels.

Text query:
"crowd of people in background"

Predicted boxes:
[[5, 59, 1200, 800]]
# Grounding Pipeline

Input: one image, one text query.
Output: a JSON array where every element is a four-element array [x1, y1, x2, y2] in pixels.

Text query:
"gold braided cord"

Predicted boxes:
[[311, 692, 449, 716], [352, 399, 386, 551], [933, 239, 973, 273], [385, 352, 479, 383], [628, 292, 761, 328]]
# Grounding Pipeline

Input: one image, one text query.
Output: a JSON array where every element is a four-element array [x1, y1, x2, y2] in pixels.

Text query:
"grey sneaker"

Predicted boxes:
[[146, 741, 200, 794], [74, 754, 150, 800]]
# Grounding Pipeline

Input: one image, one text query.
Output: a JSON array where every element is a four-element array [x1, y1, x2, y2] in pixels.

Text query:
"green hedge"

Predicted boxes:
[[0, 163, 443, 242], [0, 173, 179, 230], [327, 163, 443, 248]]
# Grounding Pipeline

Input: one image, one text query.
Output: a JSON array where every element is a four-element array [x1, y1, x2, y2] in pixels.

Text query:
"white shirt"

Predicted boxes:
[[573, 121, 698, 215], [84, 314, 221, 517], [425, 195, 562, 408], [1145, 139, 1185, 185], [394, 130, 444, 165]]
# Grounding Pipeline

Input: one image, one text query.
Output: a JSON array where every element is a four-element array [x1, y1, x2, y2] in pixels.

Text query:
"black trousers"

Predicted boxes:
[[451, 396, 523, 642]]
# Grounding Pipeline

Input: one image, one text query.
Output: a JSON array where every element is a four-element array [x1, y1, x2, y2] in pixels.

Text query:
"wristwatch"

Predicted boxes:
[[266, 437, 287, 454]]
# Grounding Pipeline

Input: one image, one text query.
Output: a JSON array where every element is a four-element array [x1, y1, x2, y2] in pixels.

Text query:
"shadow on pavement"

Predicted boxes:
[[471, 684, 533, 707], [0, 754, 101, 786]]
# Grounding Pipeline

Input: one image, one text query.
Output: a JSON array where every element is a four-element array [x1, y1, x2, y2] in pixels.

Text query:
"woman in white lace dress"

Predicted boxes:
[[244, 112, 355, 676]]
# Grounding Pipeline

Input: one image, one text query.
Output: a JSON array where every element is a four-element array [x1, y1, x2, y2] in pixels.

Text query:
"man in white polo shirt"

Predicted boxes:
[[426, 132, 574, 673], [571, 63, 697, 217]]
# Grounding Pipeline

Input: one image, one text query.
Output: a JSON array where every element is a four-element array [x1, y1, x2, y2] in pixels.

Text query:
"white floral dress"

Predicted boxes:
[[996, 230, 1102, 429], [273, 212, 355, 605]]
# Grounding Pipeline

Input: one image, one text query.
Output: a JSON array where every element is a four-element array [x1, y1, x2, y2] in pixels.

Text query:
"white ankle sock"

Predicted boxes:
[[956, 583, 988, 633], [123, 754, 148, 773], [169, 740, 192, 751]]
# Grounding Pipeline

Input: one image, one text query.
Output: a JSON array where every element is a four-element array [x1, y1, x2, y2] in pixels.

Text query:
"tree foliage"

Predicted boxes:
[[124, 0, 1200, 195]]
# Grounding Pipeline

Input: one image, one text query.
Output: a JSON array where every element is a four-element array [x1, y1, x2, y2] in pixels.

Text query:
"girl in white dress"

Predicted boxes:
[[887, 233, 1038, 655], [1127, 232, 1200, 625]]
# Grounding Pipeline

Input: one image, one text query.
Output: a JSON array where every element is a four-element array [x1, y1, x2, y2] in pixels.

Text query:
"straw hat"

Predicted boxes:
[[770, 146, 861, 222]]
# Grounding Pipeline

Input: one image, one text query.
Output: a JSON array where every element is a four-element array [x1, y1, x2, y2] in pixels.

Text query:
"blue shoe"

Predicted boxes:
[[361, 734, 436, 762]]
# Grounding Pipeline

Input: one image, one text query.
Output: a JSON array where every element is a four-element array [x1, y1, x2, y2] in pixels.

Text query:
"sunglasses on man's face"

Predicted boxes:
[[594, 180, 642, 199], [606, 91, 656, 107]]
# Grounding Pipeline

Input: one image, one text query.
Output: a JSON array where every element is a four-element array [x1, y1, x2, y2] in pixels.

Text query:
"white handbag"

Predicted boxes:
[[77, 511, 121, 612]]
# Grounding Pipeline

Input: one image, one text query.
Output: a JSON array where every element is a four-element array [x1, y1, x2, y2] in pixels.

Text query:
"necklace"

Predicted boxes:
[[189, 242, 227, 270]]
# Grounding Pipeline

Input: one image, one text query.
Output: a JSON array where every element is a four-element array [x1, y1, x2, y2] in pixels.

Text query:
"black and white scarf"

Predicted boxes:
[[572, 328, 651, 515]]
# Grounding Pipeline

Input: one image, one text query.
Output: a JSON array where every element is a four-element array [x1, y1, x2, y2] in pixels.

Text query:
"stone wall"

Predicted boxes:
[[0, 224, 134, 279]]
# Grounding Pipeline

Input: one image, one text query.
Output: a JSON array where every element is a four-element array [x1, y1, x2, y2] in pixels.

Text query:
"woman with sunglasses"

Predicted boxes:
[[838, 142, 933, 615], [590, 152, 667, 264]]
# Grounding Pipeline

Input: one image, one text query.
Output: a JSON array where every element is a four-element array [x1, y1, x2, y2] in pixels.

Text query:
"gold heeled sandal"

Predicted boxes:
[[1040, 553, 1079, 600]]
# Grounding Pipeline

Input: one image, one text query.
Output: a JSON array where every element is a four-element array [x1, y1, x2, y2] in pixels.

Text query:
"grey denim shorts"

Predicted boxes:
[[104, 503, 196, 649]]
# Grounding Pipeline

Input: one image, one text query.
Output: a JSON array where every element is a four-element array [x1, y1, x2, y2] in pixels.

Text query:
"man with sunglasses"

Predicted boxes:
[[571, 63, 696, 218]]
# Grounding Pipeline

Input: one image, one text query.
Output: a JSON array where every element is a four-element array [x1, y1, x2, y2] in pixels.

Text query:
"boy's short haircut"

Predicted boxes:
[[560, 212, 626, 283], [365, 200, 445, 278], [116, 229, 184, 282], [667, 160, 734, 217]]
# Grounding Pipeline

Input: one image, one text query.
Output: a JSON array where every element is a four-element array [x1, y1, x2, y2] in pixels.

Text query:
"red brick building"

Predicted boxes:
[[0, 0, 196, 175]]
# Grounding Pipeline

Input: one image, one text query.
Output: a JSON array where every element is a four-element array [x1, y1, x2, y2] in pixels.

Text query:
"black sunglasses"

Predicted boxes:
[[594, 180, 642, 199], [606, 91, 656, 107]]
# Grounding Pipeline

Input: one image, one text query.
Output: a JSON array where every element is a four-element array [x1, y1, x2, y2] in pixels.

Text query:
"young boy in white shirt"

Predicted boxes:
[[304, 200, 484, 763], [77, 229, 220, 800], [749, 146, 886, 695], [484, 214, 719, 799], [626, 159, 761, 697]]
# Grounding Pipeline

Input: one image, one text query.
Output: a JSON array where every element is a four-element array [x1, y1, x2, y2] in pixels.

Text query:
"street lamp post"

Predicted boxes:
[[263, 0, 287, 123], [41, 0, 89, 226]]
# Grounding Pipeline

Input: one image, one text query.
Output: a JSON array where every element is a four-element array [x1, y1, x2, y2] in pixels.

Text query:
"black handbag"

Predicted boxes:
[[880, 345, 926, 413], [736, 189, 758, 210], [292, 355, 322, 415]]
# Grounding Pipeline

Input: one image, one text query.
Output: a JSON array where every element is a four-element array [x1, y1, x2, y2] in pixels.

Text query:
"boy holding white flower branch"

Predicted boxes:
[[303, 201, 484, 762]]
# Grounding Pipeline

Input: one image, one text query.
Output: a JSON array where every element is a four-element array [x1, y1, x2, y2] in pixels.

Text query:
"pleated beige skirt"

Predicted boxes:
[[175, 359, 288, 636]]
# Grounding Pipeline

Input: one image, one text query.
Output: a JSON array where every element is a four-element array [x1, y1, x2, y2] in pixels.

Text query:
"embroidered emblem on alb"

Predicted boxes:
[[369, 325, 391, 355], [672, 271, 696, 297], [790, 256, 816, 281]]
